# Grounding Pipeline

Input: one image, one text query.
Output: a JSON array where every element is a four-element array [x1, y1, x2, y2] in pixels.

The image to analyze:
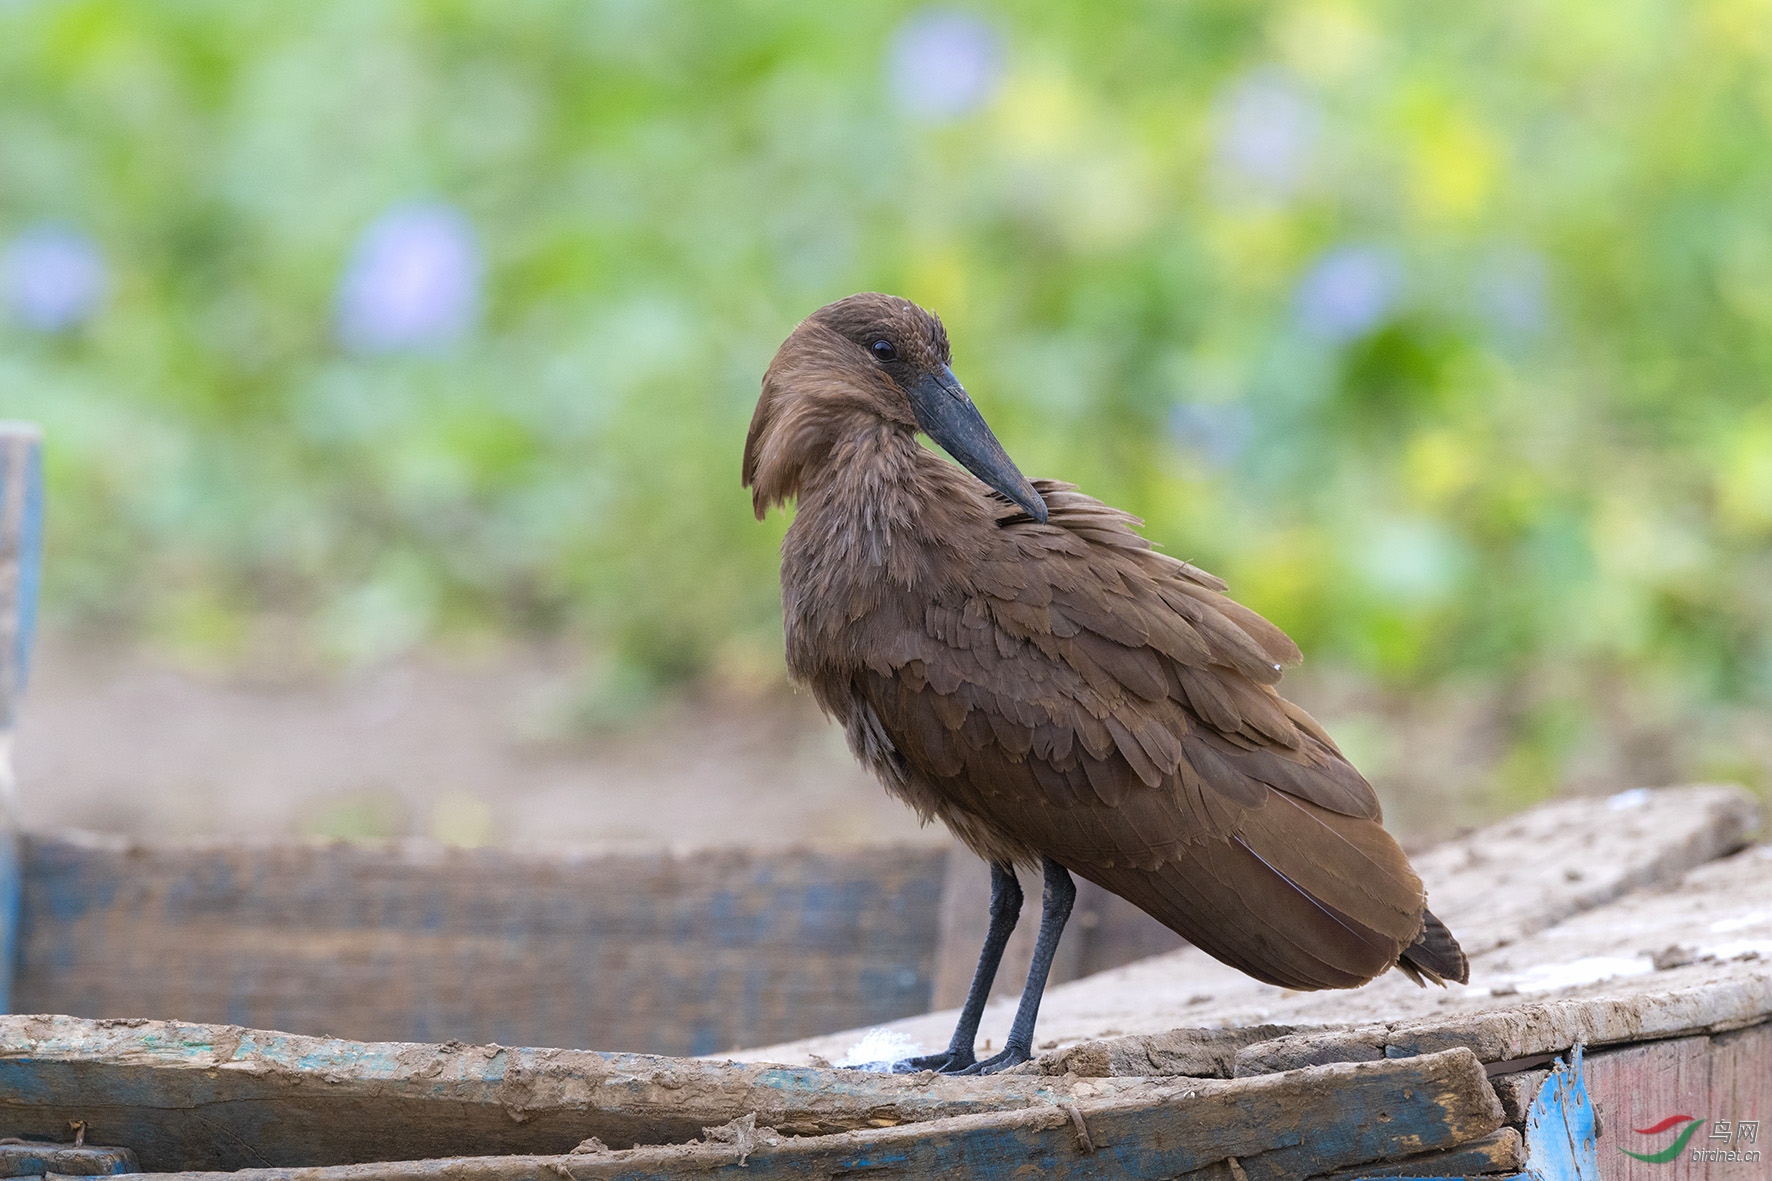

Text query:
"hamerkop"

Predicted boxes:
[[743, 293, 1468, 1074]]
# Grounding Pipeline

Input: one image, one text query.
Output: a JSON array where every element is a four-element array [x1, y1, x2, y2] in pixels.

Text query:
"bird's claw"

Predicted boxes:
[[889, 1041, 1031, 1074], [890, 1049, 977, 1074], [953, 1045, 1030, 1075]]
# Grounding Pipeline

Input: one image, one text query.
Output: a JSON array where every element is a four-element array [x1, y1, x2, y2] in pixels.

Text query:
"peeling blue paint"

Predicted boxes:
[[1522, 1044, 1601, 1181]]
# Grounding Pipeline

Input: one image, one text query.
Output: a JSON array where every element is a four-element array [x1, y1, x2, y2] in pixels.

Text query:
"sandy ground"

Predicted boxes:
[[11, 636, 939, 851], [12, 633, 1737, 851]]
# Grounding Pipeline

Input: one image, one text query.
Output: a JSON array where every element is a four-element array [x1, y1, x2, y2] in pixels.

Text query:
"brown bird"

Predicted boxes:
[[743, 293, 1468, 1074]]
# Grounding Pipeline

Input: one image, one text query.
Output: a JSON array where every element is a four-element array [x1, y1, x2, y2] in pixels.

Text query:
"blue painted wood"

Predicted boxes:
[[0, 1142, 136, 1177], [1344, 1050, 1600, 1180], [0, 1020, 1502, 1177], [1521, 1044, 1601, 1181], [11, 837, 946, 1057]]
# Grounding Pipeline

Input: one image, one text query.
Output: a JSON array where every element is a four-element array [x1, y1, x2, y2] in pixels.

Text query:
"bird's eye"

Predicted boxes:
[[870, 339, 897, 362]]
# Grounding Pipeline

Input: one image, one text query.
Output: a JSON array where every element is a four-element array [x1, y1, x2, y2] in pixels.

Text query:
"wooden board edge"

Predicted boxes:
[[42, 1048, 1501, 1181]]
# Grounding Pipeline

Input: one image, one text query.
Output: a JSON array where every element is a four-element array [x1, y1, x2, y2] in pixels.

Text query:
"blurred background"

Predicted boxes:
[[4, 0, 1771, 850]]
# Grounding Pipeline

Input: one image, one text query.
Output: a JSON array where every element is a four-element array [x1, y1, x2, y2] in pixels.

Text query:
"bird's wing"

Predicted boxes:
[[854, 482, 1427, 991]]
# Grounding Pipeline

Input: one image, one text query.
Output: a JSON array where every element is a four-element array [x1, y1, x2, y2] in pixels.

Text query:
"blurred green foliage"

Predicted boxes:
[[5, 0, 1772, 799]]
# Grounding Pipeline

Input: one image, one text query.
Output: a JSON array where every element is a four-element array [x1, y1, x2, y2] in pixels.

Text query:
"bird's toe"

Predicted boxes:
[[957, 1046, 1030, 1075], [890, 1049, 976, 1074]]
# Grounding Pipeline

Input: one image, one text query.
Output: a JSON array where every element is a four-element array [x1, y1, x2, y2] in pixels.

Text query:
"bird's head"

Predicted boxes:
[[743, 292, 1047, 523]]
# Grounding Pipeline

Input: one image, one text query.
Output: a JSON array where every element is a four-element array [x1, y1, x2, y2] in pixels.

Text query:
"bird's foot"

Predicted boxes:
[[953, 1044, 1030, 1075], [889, 1048, 976, 1074]]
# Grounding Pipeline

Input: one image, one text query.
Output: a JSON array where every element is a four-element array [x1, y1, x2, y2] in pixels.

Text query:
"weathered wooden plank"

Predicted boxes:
[[1013, 1025, 1301, 1080], [1491, 1069, 1549, 1126], [468, 1049, 1503, 1181], [0, 1142, 137, 1177], [12, 834, 945, 1056], [740, 787, 1760, 1066], [0, 1012, 1175, 1171], [1402, 785, 1757, 960], [27, 1049, 1500, 1181], [1303, 1128, 1524, 1179], [1582, 1023, 1772, 1179], [1233, 977, 1771, 1078]]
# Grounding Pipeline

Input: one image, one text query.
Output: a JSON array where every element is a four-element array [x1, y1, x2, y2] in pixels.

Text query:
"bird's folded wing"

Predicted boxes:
[[856, 483, 1425, 990]]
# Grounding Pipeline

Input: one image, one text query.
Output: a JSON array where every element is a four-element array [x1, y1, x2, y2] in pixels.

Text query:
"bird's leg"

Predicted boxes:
[[892, 861, 1022, 1073], [960, 857, 1075, 1075]]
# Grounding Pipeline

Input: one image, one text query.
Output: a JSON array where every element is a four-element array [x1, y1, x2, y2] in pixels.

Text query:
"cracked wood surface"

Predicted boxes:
[[1, 1048, 1498, 1179], [0, 1012, 1151, 1170]]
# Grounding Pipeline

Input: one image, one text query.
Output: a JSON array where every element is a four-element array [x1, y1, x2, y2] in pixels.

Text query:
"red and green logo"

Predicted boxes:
[[1621, 1115, 1706, 1164]]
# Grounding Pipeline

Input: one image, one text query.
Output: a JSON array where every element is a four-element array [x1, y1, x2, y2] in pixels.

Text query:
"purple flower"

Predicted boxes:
[[336, 203, 481, 354], [1212, 68, 1317, 196], [887, 9, 1003, 121], [1294, 244, 1401, 342], [2, 223, 108, 332]]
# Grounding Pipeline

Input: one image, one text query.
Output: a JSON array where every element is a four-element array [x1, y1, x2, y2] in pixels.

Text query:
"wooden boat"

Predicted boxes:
[[0, 784, 1766, 1180]]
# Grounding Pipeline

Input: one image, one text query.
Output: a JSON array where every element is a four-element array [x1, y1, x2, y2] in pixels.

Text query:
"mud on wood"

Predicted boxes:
[[1, 1044, 1500, 1180], [0, 1012, 1131, 1169]]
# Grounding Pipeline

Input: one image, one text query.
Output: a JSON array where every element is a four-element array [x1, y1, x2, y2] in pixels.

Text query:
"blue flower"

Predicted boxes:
[[2, 223, 108, 332], [887, 9, 1003, 121], [336, 202, 482, 354], [1294, 244, 1401, 341]]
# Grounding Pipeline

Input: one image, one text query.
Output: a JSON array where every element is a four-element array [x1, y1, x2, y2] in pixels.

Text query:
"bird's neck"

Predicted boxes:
[[791, 426, 953, 573], [781, 425, 983, 667]]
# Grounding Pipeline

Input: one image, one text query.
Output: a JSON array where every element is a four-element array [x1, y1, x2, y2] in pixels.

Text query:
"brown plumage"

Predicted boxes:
[[744, 293, 1466, 1072]]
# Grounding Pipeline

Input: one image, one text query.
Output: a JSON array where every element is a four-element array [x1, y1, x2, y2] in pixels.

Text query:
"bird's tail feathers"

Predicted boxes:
[[1394, 907, 1469, 987]]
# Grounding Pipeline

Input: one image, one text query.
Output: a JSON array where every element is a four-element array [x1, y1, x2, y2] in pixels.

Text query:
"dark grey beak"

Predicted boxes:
[[909, 367, 1048, 524]]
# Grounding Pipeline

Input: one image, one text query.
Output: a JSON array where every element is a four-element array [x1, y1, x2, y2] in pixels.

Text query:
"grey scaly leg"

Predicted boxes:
[[893, 861, 1022, 1073], [960, 857, 1074, 1075]]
